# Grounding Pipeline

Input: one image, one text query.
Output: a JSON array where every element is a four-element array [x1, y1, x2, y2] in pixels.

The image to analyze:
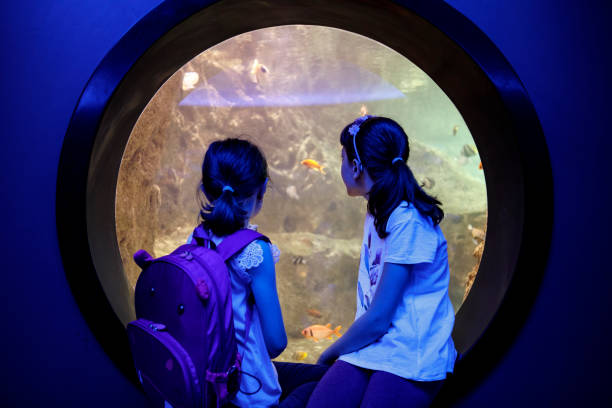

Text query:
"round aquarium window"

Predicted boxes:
[[116, 25, 487, 364], [57, 0, 552, 401]]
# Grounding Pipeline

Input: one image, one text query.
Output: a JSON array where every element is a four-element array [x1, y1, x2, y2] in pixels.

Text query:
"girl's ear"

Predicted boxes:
[[352, 159, 362, 178], [257, 178, 268, 200], [262, 178, 268, 195]]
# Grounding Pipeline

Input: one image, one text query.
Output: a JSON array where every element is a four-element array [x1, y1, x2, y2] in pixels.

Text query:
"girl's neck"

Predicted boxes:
[[360, 169, 375, 199]]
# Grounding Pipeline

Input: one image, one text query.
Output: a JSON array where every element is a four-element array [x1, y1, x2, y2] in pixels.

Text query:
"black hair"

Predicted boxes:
[[199, 138, 268, 236], [340, 116, 444, 238]]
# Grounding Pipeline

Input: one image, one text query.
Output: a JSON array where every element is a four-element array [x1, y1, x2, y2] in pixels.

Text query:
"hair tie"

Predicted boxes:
[[222, 185, 234, 193], [392, 157, 403, 165]]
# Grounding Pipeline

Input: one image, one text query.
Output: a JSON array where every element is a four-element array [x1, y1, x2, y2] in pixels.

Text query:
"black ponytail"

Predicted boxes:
[[340, 117, 443, 238], [199, 138, 268, 236]]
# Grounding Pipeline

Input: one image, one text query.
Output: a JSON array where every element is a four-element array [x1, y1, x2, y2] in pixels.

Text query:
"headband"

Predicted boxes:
[[348, 115, 375, 169]]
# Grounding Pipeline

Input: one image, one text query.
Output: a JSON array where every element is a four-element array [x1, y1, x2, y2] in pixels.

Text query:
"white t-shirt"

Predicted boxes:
[[339, 202, 457, 381]]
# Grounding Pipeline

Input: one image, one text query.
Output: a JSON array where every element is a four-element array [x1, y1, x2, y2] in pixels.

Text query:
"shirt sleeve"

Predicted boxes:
[[235, 240, 264, 270], [384, 211, 438, 265], [229, 240, 280, 282]]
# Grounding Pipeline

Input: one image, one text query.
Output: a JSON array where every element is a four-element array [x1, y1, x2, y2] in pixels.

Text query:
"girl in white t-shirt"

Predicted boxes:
[[307, 116, 457, 408]]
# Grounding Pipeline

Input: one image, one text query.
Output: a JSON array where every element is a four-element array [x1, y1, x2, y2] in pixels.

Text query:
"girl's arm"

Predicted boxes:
[[317, 262, 413, 365], [249, 240, 288, 359]]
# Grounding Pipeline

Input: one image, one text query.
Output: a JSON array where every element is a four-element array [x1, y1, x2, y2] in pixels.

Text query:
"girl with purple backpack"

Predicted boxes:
[[195, 138, 327, 407], [306, 116, 457, 408]]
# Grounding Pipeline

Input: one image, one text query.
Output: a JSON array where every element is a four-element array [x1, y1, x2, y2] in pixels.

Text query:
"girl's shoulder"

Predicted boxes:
[[234, 239, 280, 273], [388, 201, 417, 224], [386, 201, 435, 233]]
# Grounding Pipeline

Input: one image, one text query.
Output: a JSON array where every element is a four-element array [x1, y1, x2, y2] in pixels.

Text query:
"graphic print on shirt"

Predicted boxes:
[[358, 281, 367, 310], [358, 243, 370, 310], [369, 251, 382, 286], [357, 237, 383, 312]]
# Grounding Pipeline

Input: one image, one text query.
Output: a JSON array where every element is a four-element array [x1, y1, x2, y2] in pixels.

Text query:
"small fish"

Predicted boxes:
[[420, 176, 435, 189], [478, 161, 483, 170], [292, 256, 306, 265], [292, 351, 308, 361], [249, 58, 269, 84], [452, 125, 459, 136], [460, 144, 477, 158], [301, 159, 326, 174], [307, 308, 322, 318], [360, 104, 368, 116], [182, 72, 199, 91], [301, 323, 343, 342]]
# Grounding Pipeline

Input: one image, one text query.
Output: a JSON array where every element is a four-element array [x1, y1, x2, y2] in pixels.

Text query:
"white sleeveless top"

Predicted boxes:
[[190, 225, 282, 407]]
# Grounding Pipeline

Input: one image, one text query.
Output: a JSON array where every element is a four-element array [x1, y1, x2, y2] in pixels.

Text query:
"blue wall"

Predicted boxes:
[[0, 0, 610, 406]]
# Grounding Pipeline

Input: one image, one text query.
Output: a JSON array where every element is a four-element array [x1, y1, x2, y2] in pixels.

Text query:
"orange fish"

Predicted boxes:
[[301, 159, 326, 174], [307, 308, 323, 318], [478, 161, 483, 170], [360, 104, 368, 116], [301, 323, 342, 342]]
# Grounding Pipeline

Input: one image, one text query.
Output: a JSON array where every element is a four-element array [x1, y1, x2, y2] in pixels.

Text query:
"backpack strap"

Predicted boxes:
[[191, 225, 270, 262], [191, 225, 213, 248], [217, 229, 271, 262], [193, 225, 267, 383]]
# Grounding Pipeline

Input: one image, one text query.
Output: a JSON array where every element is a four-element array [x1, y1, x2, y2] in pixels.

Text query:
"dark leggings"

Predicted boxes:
[[227, 362, 328, 408], [306, 360, 445, 408], [275, 361, 329, 408]]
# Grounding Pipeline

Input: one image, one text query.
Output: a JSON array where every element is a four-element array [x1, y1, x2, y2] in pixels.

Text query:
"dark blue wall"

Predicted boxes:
[[1, 0, 610, 406]]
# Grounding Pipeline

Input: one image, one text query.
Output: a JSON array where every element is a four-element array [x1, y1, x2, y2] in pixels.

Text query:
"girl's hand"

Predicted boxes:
[[317, 348, 338, 366], [312, 263, 414, 363]]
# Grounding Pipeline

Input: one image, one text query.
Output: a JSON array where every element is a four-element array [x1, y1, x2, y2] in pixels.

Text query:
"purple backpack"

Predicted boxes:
[[127, 225, 268, 408]]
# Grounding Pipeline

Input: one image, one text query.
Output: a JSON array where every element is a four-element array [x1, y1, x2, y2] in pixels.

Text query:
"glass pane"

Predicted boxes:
[[116, 25, 487, 364]]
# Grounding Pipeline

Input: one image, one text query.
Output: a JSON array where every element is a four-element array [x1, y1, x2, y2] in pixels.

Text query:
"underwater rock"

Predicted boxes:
[[116, 73, 183, 308], [445, 213, 463, 224], [286, 185, 300, 200], [468, 224, 486, 241], [283, 216, 297, 233], [464, 216, 487, 301]]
